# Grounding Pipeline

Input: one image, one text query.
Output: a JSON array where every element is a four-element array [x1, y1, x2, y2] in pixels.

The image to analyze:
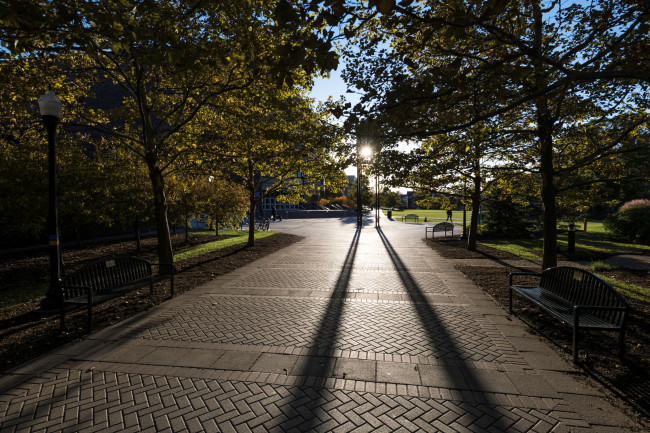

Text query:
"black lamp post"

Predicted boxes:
[[356, 143, 362, 228], [357, 144, 374, 228], [461, 177, 468, 240], [38, 89, 62, 310], [375, 165, 379, 228]]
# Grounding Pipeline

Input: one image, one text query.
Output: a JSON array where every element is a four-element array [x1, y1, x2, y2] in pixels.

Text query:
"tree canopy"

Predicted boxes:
[[331, 0, 650, 267]]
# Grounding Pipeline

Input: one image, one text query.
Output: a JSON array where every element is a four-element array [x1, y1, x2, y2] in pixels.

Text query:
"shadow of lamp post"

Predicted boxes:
[[38, 89, 62, 310], [374, 155, 380, 228]]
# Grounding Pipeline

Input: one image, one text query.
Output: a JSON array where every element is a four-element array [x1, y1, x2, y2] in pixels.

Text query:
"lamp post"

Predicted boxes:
[[461, 177, 468, 240], [356, 143, 362, 228], [375, 165, 380, 228], [38, 89, 62, 310], [357, 145, 373, 228]]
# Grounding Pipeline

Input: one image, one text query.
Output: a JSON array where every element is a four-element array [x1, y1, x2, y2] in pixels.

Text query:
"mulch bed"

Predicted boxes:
[[425, 236, 650, 428], [0, 232, 303, 371]]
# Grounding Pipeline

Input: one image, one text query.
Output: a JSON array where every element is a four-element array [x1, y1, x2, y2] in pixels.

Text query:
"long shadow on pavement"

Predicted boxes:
[[376, 227, 513, 432], [278, 227, 360, 431]]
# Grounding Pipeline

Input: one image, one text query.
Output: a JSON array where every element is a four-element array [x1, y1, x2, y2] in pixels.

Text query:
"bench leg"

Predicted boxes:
[[618, 328, 626, 360], [508, 288, 513, 314], [88, 292, 93, 332], [60, 288, 66, 330], [573, 307, 580, 363]]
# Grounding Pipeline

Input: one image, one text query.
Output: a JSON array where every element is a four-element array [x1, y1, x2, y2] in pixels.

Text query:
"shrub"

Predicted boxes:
[[332, 196, 354, 209], [481, 187, 542, 238], [619, 199, 650, 212], [604, 200, 650, 245]]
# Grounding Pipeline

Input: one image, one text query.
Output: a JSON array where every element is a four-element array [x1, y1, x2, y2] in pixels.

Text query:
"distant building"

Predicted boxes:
[[401, 191, 416, 209]]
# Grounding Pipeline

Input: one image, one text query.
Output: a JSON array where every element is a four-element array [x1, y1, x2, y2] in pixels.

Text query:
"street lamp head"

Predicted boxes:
[[360, 146, 372, 159], [38, 89, 62, 119]]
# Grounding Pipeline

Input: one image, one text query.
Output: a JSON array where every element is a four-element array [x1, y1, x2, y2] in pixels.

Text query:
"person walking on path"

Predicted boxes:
[[446, 209, 453, 222]]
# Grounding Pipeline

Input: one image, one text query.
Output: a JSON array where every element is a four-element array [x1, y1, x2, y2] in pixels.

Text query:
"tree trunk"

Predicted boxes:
[[533, 0, 557, 269], [247, 159, 256, 247], [248, 194, 256, 247], [73, 224, 81, 248], [539, 116, 557, 269], [215, 215, 219, 236], [184, 215, 189, 243], [467, 175, 481, 251], [134, 216, 141, 250], [146, 155, 174, 270]]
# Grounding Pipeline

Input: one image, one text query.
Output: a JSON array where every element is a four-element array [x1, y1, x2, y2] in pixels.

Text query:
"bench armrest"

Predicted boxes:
[[509, 272, 541, 286]]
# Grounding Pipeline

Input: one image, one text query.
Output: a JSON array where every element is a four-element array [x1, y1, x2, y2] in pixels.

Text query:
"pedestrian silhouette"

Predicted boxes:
[[446, 209, 452, 222]]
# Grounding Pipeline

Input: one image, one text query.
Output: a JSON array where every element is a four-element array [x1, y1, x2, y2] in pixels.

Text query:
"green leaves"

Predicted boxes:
[[372, 0, 396, 15]]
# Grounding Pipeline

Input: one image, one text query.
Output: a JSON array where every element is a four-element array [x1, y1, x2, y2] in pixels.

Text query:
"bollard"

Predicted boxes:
[[583, 217, 588, 232], [568, 223, 576, 254]]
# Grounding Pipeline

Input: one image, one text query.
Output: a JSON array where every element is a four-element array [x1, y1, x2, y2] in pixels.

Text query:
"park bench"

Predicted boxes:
[[509, 266, 629, 363], [255, 218, 270, 231], [59, 256, 174, 331], [425, 222, 454, 238], [402, 214, 419, 222]]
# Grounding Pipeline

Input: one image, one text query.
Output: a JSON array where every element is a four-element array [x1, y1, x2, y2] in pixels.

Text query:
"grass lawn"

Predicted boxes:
[[481, 221, 650, 300], [482, 221, 650, 261], [388, 209, 461, 222], [174, 230, 276, 261]]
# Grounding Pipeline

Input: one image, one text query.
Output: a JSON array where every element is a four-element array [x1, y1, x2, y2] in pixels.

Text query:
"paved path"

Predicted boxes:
[[0, 217, 642, 432]]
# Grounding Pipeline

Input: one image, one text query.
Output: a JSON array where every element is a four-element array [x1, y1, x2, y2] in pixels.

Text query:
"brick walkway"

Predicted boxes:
[[0, 217, 642, 432]]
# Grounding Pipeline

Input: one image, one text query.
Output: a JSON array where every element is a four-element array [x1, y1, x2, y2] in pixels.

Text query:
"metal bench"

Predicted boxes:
[[60, 256, 174, 331], [509, 266, 629, 363], [425, 222, 454, 238], [402, 214, 419, 222]]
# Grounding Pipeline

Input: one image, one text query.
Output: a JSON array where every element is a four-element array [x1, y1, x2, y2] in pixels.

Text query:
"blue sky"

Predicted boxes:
[[309, 66, 359, 176], [310, 68, 348, 103], [309, 63, 362, 107]]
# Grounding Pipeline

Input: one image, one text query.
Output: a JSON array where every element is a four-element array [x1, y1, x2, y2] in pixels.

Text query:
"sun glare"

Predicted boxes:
[[360, 146, 373, 159]]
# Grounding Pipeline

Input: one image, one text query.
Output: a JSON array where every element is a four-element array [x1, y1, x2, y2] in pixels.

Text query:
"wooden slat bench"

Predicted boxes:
[[59, 256, 174, 331], [402, 214, 419, 222], [425, 222, 454, 238], [509, 266, 629, 363]]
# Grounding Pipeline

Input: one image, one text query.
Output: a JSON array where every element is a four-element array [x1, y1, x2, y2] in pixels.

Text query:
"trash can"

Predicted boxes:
[[387, 210, 392, 219]]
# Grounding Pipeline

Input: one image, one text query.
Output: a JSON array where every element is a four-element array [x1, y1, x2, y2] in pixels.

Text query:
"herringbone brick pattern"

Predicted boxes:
[[0, 368, 565, 433], [136, 296, 522, 363], [223, 269, 453, 295], [271, 252, 432, 271]]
